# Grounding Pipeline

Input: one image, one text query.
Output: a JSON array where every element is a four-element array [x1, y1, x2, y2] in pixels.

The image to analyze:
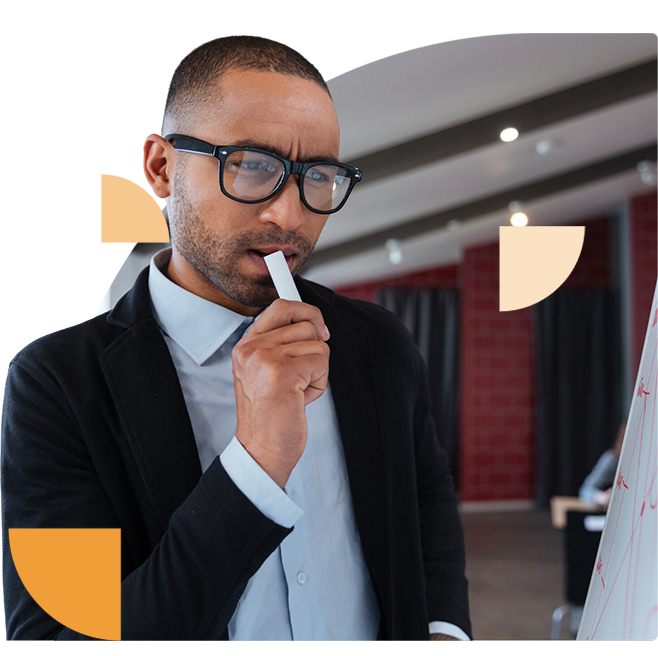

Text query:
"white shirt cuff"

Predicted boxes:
[[220, 436, 304, 529], [429, 621, 471, 641]]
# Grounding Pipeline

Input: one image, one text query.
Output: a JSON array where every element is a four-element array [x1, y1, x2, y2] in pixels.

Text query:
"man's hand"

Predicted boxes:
[[593, 487, 613, 507], [232, 299, 330, 489]]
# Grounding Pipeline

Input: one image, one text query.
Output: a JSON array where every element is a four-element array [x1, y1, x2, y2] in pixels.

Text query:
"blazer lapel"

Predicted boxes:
[[101, 269, 203, 530]]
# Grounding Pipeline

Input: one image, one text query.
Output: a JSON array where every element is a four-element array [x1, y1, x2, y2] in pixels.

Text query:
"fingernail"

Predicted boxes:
[[323, 325, 330, 340]]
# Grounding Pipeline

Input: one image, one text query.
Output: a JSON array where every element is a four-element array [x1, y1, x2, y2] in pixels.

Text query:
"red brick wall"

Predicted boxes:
[[630, 192, 657, 376], [459, 242, 535, 501], [332, 214, 615, 501], [458, 216, 612, 501]]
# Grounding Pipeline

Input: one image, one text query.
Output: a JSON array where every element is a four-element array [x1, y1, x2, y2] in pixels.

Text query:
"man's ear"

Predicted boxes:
[[144, 134, 173, 199]]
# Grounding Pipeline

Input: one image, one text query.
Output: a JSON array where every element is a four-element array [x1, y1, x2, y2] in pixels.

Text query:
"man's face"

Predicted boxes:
[[166, 69, 340, 311]]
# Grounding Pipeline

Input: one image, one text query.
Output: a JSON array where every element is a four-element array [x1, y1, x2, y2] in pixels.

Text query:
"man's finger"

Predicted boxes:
[[238, 340, 329, 396], [250, 299, 330, 341], [243, 321, 324, 347]]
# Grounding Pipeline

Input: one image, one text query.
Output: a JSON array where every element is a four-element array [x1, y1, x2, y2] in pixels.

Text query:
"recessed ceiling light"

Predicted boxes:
[[500, 127, 519, 142], [637, 160, 657, 186], [510, 212, 529, 227], [535, 139, 554, 155], [385, 239, 403, 265]]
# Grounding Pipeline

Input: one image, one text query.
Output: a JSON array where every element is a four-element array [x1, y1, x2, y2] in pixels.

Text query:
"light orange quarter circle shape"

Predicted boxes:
[[102, 174, 169, 243], [9, 528, 121, 640], [499, 226, 586, 311]]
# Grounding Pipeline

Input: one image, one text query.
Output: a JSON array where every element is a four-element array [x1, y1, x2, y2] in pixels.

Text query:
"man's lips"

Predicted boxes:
[[246, 248, 297, 272], [249, 245, 298, 257]]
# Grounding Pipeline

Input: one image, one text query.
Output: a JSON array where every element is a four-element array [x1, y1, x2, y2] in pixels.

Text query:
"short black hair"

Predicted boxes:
[[162, 35, 331, 135]]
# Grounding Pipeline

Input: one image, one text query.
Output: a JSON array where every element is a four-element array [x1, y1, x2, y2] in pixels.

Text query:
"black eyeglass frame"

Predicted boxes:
[[164, 133, 363, 215]]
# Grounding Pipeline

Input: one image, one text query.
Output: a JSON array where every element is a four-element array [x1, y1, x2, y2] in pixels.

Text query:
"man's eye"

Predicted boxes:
[[226, 156, 280, 177], [242, 159, 278, 173], [242, 160, 275, 172], [307, 168, 331, 184]]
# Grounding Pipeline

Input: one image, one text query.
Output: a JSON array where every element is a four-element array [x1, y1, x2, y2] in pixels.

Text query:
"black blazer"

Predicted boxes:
[[2, 268, 471, 640]]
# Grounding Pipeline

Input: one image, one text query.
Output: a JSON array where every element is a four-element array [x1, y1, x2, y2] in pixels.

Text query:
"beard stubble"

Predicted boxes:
[[168, 164, 315, 308]]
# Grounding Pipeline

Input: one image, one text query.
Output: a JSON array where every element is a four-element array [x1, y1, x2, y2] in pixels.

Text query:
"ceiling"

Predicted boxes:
[[303, 33, 657, 289]]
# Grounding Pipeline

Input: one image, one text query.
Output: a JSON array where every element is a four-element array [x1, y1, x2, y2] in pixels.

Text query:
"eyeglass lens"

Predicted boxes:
[[223, 151, 352, 212]]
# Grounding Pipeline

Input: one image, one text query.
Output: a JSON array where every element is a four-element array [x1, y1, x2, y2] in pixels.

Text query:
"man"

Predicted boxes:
[[2, 36, 471, 640]]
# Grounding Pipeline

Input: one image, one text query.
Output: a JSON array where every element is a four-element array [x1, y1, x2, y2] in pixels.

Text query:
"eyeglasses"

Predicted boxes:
[[164, 134, 363, 215]]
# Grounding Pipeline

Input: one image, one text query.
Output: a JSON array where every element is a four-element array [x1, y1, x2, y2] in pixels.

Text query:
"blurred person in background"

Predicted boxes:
[[579, 420, 626, 507]]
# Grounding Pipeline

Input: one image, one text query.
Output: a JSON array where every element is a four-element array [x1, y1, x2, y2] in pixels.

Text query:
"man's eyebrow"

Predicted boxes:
[[230, 139, 341, 164]]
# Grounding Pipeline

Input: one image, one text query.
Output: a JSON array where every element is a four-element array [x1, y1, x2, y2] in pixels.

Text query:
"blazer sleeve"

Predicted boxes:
[[411, 353, 472, 639], [1, 360, 291, 640]]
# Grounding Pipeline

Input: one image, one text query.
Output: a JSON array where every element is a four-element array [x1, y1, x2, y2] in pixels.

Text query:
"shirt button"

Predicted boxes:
[[296, 571, 307, 585]]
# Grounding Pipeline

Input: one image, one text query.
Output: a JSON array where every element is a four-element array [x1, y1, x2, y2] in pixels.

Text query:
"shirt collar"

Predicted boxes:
[[148, 249, 256, 365]]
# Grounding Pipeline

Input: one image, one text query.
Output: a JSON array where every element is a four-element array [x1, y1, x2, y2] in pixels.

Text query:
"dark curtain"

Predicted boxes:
[[376, 288, 461, 487], [533, 289, 622, 507]]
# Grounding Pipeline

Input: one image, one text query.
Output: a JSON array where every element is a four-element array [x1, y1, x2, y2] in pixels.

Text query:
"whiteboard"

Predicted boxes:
[[578, 280, 658, 640]]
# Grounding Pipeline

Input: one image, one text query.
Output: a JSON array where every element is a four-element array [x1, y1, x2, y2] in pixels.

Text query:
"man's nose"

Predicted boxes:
[[257, 176, 308, 231]]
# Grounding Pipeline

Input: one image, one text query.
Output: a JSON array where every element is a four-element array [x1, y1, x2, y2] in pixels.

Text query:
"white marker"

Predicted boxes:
[[264, 250, 302, 302]]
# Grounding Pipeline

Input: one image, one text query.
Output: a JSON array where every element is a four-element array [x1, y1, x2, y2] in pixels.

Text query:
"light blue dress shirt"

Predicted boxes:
[[147, 249, 468, 641]]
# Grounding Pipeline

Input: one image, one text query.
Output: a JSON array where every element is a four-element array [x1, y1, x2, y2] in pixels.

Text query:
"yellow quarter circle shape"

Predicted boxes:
[[102, 174, 169, 243], [9, 528, 121, 640], [499, 226, 586, 312]]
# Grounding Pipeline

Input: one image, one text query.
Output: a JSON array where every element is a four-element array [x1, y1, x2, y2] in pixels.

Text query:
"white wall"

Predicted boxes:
[[50, 202, 150, 306]]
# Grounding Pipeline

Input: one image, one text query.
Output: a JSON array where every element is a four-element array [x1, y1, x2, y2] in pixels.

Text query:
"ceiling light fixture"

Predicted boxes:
[[507, 201, 528, 226], [535, 139, 554, 155], [510, 212, 529, 227], [500, 127, 519, 142], [385, 239, 403, 265], [637, 160, 657, 186]]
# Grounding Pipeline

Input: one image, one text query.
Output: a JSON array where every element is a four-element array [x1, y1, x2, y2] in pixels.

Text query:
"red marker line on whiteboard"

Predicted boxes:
[[264, 250, 302, 302]]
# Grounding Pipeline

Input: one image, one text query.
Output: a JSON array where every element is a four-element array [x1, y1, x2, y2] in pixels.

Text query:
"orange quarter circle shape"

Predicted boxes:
[[9, 528, 121, 640], [499, 226, 586, 311], [101, 174, 169, 243]]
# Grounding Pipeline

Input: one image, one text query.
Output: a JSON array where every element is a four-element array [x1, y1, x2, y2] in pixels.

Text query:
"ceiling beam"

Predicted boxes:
[[305, 143, 657, 270], [350, 59, 657, 186]]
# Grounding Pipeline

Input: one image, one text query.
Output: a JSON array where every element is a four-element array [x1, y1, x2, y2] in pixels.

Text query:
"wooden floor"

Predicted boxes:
[[461, 508, 574, 640]]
